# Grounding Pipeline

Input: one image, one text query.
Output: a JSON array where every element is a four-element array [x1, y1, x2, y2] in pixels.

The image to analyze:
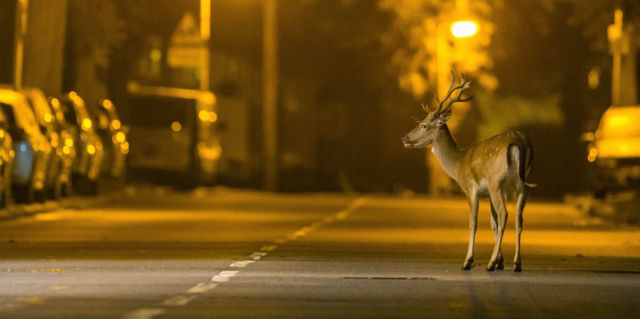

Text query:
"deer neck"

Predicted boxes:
[[431, 124, 463, 181]]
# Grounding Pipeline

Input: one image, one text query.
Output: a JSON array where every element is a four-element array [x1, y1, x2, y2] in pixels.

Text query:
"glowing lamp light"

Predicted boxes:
[[50, 98, 60, 109], [115, 132, 126, 143], [82, 118, 92, 131], [171, 121, 183, 133], [87, 144, 96, 155], [451, 21, 477, 38], [102, 99, 114, 110], [198, 110, 210, 121]]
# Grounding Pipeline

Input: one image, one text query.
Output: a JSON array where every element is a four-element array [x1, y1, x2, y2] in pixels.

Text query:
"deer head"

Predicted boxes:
[[402, 71, 473, 148]]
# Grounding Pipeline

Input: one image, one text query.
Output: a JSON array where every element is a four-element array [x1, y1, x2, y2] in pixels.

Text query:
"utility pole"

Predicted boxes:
[[200, 0, 211, 91], [608, 7, 637, 106], [13, 0, 28, 91], [609, 9, 624, 106], [263, 0, 278, 191]]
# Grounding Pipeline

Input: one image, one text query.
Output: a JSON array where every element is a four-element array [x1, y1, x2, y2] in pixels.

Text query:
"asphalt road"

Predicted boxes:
[[0, 186, 639, 318]]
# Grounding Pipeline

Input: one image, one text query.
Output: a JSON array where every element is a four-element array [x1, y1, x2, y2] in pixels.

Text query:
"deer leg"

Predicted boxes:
[[462, 192, 479, 270], [487, 189, 507, 271], [514, 188, 528, 272], [490, 202, 504, 270]]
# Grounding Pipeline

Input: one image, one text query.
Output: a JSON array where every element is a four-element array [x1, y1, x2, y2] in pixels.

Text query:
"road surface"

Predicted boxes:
[[0, 186, 639, 318]]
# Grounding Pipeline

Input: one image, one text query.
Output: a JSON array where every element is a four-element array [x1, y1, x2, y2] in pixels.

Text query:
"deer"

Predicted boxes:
[[401, 71, 535, 272]]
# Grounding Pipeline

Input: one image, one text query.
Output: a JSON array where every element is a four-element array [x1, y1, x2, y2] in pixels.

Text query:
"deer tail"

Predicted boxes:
[[509, 136, 536, 188]]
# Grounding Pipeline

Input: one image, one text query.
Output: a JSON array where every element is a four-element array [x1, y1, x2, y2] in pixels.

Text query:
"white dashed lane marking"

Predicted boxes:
[[211, 270, 239, 282], [230, 260, 255, 268], [187, 283, 218, 294], [119, 197, 365, 319], [249, 252, 268, 260], [162, 295, 197, 306], [120, 308, 165, 319]]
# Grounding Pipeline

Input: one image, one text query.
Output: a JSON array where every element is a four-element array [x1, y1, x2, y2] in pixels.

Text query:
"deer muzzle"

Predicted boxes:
[[401, 135, 413, 148]]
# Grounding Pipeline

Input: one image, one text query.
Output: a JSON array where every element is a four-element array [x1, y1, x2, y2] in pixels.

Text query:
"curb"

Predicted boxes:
[[0, 193, 114, 221]]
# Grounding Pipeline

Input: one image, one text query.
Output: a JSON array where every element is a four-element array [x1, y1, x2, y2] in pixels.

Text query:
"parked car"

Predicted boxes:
[[0, 87, 51, 203], [583, 105, 640, 195], [0, 110, 14, 207], [43, 97, 76, 198], [58, 92, 104, 195], [22, 88, 68, 199], [96, 98, 128, 181]]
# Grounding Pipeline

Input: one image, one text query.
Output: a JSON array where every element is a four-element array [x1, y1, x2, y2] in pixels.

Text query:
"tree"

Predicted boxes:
[[64, 0, 124, 109], [379, 0, 499, 194], [378, 0, 497, 99]]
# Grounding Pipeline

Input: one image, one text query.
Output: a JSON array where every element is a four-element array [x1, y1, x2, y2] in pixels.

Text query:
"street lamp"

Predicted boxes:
[[428, 17, 477, 195], [451, 20, 477, 38]]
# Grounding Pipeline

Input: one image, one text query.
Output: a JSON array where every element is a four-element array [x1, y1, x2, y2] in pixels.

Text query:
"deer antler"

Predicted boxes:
[[420, 102, 430, 113], [435, 71, 473, 116]]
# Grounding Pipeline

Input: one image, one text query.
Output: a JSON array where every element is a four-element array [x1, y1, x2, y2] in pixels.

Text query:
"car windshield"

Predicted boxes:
[[0, 103, 17, 128], [0, 98, 40, 137], [598, 107, 640, 138]]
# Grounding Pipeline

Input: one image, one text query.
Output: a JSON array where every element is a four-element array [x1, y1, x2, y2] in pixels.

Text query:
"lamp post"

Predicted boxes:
[[263, 0, 279, 191], [428, 17, 477, 195], [200, 0, 211, 91], [13, 0, 28, 91]]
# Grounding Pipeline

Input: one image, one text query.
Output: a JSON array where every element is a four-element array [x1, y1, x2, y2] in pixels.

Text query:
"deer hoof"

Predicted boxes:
[[496, 260, 504, 270], [513, 263, 522, 272], [486, 262, 496, 272], [462, 259, 473, 270]]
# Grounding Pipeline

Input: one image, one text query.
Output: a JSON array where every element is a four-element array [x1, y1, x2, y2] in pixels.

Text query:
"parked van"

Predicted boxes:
[[124, 82, 222, 185]]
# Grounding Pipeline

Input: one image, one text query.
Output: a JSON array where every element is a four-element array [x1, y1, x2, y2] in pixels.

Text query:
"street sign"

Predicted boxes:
[[168, 13, 205, 68]]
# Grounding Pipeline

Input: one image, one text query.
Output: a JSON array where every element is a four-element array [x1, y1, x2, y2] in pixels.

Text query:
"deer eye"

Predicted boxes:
[[420, 123, 427, 129]]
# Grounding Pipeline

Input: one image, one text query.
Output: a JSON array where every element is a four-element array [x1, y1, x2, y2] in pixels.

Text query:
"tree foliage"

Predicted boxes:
[[379, 0, 496, 99], [68, 0, 124, 58]]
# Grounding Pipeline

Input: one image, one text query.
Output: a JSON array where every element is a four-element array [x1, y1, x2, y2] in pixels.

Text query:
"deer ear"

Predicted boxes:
[[436, 107, 452, 125]]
